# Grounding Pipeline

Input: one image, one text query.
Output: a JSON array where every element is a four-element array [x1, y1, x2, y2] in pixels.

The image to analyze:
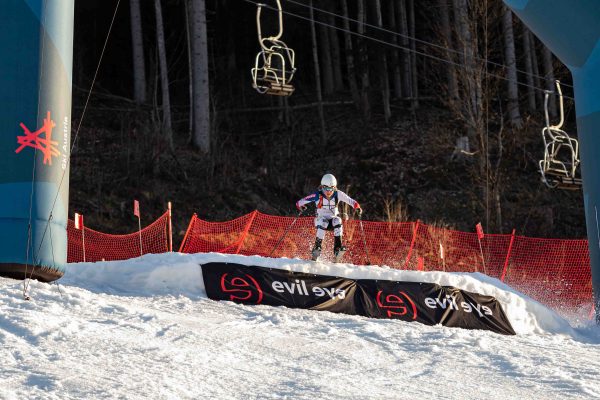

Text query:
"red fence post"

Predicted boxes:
[[417, 256, 424, 271], [167, 202, 173, 252], [500, 229, 516, 282], [404, 220, 420, 269], [235, 210, 258, 254], [178, 213, 197, 252]]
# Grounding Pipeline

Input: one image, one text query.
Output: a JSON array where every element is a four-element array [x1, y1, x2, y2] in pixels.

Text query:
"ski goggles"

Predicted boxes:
[[323, 186, 336, 192]]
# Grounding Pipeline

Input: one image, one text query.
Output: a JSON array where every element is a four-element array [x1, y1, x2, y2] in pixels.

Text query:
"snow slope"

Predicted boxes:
[[1, 252, 599, 399]]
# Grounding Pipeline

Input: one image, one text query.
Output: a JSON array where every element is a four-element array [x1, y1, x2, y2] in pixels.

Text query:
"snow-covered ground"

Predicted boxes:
[[1, 252, 599, 399]]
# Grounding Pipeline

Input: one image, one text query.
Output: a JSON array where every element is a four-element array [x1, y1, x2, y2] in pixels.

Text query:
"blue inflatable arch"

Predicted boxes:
[[0, 0, 74, 281], [503, 0, 600, 321]]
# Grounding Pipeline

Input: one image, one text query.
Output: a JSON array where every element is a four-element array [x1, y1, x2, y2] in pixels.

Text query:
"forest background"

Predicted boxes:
[[70, 0, 585, 244]]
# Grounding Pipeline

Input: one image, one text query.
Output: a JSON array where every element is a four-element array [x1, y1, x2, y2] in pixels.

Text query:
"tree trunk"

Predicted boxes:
[[154, 0, 173, 152], [357, 0, 371, 119], [521, 23, 537, 112], [397, 0, 412, 99], [438, 0, 458, 103], [408, 0, 419, 109], [502, 6, 522, 127], [318, 17, 335, 95], [452, 0, 487, 221], [325, 3, 344, 91], [183, 0, 193, 143], [309, 0, 327, 143], [528, 30, 544, 108], [492, 114, 505, 232], [374, 0, 391, 122], [453, 0, 478, 123], [130, 0, 146, 104], [494, 185, 502, 232], [340, 0, 360, 107], [189, 0, 210, 153], [542, 45, 558, 118], [387, 0, 402, 99]]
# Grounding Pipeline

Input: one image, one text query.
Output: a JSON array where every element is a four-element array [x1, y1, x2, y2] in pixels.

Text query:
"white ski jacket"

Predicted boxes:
[[296, 190, 360, 218]]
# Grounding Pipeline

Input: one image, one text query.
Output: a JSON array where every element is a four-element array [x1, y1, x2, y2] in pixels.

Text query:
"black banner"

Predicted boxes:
[[201, 263, 515, 335]]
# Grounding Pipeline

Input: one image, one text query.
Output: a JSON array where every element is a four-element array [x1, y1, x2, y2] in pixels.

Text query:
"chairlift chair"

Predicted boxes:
[[251, 1, 296, 96], [538, 80, 581, 190]]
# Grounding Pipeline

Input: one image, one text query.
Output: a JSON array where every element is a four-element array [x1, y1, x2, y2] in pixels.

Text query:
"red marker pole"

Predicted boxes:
[[75, 213, 86, 262], [476, 223, 487, 275], [134, 200, 143, 256]]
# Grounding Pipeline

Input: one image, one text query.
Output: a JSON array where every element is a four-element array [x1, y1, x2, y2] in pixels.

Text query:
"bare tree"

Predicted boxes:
[[542, 45, 558, 118], [325, 3, 344, 91], [387, 0, 403, 99], [340, 0, 360, 107], [188, 0, 210, 153], [528, 30, 544, 108], [521, 23, 537, 112], [373, 0, 391, 122], [318, 14, 335, 95], [501, 5, 522, 127], [309, 0, 327, 142], [453, 0, 482, 138], [408, 0, 419, 109], [130, 0, 146, 104], [397, 0, 412, 99], [183, 0, 193, 142], [438, 0, 459, 104], [154, 0, 173, 152], [449, 0, 505, 228], [357, 0, 371, 119]]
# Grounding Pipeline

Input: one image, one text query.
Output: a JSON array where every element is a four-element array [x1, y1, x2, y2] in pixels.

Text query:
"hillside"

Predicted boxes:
[[66, 0, 588, 245], [69, 93, 585, 246]]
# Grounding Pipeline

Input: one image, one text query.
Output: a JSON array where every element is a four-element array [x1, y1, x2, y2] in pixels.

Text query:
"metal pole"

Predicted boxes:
[[477, 237, 487, 275], [138, 216, 143, 256], [82, 226, 86, 263], [269, 210, 303, 257], [358, 213, 371, 265], [167, 202, 173, 252]]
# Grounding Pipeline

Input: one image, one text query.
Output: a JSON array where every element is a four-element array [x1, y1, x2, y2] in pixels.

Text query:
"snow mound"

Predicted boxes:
[[60, 252, 575, 336]]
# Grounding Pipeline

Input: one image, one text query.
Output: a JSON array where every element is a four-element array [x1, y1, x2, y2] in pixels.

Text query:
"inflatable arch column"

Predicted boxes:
[[0, 0, 75, 281], [503, 0, 600, 321]]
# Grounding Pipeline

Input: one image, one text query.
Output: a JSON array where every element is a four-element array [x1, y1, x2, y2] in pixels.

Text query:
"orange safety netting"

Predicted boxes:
[[179, 210, 593, 318], [67, 210, 171, 263]]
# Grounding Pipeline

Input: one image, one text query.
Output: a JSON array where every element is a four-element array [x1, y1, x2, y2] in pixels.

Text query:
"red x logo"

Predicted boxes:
[[16, 111, 60, 165]]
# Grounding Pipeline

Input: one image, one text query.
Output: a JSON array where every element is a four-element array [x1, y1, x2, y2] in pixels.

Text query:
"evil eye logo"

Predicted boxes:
[[376, 290, 418, 320], [220, 273, 264, 305]]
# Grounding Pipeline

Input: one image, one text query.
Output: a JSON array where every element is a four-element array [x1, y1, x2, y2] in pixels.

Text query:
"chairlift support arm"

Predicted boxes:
[[256, 0, 284, 50], [545, 80, 565, 130]]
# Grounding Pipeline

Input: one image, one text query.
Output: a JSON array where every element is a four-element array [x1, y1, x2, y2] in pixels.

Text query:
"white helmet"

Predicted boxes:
[[321, 173, 337, 187]]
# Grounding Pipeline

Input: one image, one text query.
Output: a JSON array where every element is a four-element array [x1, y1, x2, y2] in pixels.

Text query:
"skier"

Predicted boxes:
[[296, 173, 362, 261]]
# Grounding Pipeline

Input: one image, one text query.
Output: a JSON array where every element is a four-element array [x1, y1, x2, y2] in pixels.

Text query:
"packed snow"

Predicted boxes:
[[1, 252, 599, 399]]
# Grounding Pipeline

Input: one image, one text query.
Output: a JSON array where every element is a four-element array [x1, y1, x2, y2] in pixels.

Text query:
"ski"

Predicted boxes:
[[334, 248, 346, 263], [311, 247, 321, 261]]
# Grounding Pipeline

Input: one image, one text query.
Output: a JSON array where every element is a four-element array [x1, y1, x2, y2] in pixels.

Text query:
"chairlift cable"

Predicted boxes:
[[286, 0, 574, 91]]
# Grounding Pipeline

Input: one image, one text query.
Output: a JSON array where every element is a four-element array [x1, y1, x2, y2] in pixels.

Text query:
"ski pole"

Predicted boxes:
[[269, 209, 304, 257], [358, 212, 371, 265]]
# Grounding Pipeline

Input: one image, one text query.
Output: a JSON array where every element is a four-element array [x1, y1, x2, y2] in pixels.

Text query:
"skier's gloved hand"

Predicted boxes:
[[297, 204, 307, 213], [353, 202, 363, 216]]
